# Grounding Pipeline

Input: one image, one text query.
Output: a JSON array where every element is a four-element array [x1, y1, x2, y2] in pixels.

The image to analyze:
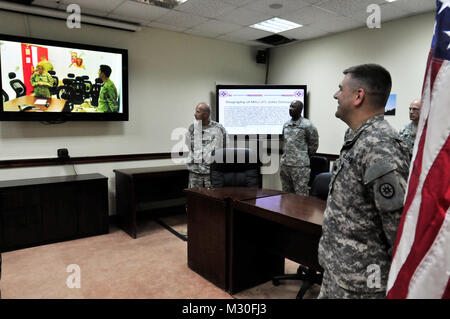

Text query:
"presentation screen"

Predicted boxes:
[[216, 85, 307, 135], [0, 33, 128, 121]]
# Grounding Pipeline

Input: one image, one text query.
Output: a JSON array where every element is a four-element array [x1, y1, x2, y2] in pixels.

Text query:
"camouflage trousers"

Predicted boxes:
[[279, 164, 310, 196], [317, 270, 386, 299], [188, 172, 211, 188]]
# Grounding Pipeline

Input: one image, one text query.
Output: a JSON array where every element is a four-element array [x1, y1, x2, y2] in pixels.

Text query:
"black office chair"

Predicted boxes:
[[48, 70, 59, 96], [272, 172, 332, 299], [210, 148, 261, 188], [308, 155, 330, 187], [8, 72, 27, 98], [2, 89, 8, 102], [81, 75, 92, 96], [310, 172, 332, 201], [90, 78, 103, 107]]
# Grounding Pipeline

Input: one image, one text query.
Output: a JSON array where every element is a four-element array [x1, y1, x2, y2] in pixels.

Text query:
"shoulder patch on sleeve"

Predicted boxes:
[[373, 171, 405, 212], [364, 160, 396, 185]]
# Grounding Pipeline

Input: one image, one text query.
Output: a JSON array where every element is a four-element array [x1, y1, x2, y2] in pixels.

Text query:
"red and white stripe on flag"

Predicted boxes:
[[387, 0, 450, 299]]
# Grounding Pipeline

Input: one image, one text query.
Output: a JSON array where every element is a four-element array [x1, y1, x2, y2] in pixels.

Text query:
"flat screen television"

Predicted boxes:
[[216, 84, 307, 136], [0, 34, 128, 121]]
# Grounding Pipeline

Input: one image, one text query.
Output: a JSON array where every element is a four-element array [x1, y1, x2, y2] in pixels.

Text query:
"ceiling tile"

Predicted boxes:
[[175, 0, 237, 18], [351, 2, 412, 24], [302, 0, 324, 4], [391, 0, 436, 15], [32, 0, 61, 9], [241, 0, 312, 16], [281, 5, 339, 26], [307, 15, 363, 33], [154, 10, 209, 29], [59, 0, 126, 14], [109, 1, 171, 22], [20, 0, 439, 46], [216, 7, 272, 27], [279, 25, 329, 40], [314, 0, 386, 18], [221, 0, 259, 7]]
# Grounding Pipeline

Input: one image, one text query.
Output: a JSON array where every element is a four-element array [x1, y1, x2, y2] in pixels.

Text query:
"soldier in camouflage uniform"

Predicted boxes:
[[30, 64, 54, 98], [399, 99, 421, 158], [318, 64, 410, 299], [97, 65, 119, 113], [186, 103, 227, 188], [280, 100, 319, 196]]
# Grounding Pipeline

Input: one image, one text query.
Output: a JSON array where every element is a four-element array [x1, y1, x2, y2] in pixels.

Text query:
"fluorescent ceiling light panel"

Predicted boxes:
[[385, 0, 397, 2], [250, 17, 302, 34]]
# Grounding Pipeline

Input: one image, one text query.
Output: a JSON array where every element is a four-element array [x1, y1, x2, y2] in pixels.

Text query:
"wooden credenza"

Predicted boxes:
[[0, 173, 109, 252], [114, 165, 189, 239]]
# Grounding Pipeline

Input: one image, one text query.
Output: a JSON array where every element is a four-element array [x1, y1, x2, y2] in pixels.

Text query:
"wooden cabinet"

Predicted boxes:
[[114, 165, 189, 239], [0, 173, 109, 252]]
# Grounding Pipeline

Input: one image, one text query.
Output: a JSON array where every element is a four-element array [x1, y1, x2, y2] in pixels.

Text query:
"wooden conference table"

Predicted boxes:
[[3, 95, 66, 112], [186, 187, 326, 294], [186, 187, 285, 290]]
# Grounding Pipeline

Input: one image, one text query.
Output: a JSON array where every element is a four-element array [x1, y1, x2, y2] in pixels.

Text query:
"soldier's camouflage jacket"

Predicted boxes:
[[186, 120, 227, 175], [318, 114, 410, 293], [98, 78, 118, 113], [280, 117, 319, 167], [399, 121, 417, 157]]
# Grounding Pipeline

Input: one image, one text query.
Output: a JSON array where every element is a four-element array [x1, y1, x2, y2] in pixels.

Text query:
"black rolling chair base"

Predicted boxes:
[[272, 265, 322, 299]]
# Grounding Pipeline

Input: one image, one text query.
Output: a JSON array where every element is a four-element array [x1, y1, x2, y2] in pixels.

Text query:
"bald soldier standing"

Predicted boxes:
[[318, 64, 410, 298], [280, 100, 319, 195], [186, 102, 227, 188], [399, 99, 421, 158]]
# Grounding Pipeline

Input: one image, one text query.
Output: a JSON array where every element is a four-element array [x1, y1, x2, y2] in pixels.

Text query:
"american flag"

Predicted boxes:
[[387, 0, 450, 299]]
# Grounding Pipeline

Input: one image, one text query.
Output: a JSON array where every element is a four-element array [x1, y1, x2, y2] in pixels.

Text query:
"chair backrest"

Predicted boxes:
[[8, 72, 27, 98], [90, 78, 103, 107], [210, 148, 260, 188], [10, 79, 27, 98], [2, 89, 8, 102], [309, 172, 332, 200], [309, 155, 330, 186], [48, 72, 59, 95]]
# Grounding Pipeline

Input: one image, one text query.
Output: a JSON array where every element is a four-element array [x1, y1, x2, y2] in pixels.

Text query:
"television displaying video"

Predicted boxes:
[[0, 34, 128, 121], [216, 85, 307, 135]]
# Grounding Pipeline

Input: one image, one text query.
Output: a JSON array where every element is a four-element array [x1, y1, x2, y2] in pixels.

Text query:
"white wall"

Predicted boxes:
[[0, 11, 436, 204], [0, 11, 266, 214], [261, 12, 434, 190], [0, 11, 266, 160], [268, 12, 434, 155]]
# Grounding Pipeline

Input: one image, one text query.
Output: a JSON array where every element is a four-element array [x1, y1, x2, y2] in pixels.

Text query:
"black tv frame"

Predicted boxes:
[[0, 33, 128, 122], [215, 84, 308, 138]]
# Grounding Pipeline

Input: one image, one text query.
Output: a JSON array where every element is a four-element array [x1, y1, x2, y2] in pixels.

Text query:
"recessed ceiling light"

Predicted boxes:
[[269, 3, 283, 9], [385, 0, 397, 2], [250, 17, 302, 34]]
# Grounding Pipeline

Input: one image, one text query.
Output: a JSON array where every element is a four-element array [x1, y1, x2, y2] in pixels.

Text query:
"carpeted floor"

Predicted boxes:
[[0, 213, 320, 299]]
